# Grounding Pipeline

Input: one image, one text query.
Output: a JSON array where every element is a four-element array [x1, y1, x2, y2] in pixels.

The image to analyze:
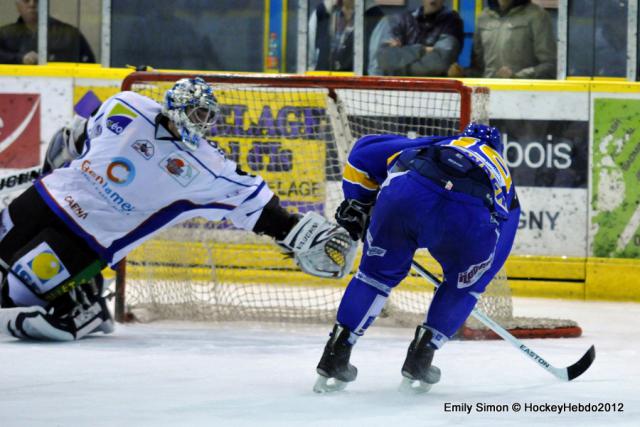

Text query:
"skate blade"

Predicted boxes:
[[398, 377, 433, 394], [313, 375, 349, 393]]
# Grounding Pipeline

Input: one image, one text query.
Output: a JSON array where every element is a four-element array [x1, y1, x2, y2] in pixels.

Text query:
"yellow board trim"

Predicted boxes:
[[108, 239, 640, 302], [0, 63, 132, 80]]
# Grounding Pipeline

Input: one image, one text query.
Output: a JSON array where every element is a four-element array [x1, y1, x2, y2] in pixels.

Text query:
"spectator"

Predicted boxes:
[[374, 0, 463, 77], [0, 0, 95, 64], [308, 0, 384, 73], [449, 0, 556, 79]]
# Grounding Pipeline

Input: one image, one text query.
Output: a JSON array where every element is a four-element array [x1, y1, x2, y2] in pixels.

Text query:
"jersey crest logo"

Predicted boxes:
[[160, 153, 200, 187], [365, 230, 387, 257], [106, 157, 136, 186], [132, 140, 155, 160], [106, 102, 137, 135], [457, 252, 494, 289]]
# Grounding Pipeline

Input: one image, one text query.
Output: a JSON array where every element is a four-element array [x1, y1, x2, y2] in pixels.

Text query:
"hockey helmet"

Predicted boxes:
[[461, 123, 503, 154], [163, 77, 219, 150]]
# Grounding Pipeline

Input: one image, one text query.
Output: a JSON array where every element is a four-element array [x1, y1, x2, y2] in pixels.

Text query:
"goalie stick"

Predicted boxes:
[[411, 260, 595, 382]]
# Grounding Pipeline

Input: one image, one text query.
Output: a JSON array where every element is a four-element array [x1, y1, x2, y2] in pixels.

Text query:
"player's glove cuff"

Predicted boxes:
[[335, 199, 373, 241]]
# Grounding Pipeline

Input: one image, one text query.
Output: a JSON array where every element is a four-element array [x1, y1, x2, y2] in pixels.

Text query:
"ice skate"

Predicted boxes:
[[313, 324, 357, 393], [399, 325, 441, 394]]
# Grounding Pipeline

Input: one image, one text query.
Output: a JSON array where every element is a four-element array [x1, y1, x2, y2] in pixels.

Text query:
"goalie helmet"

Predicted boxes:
[[461, 123, 503, 154], [163, 77, 220, 150]]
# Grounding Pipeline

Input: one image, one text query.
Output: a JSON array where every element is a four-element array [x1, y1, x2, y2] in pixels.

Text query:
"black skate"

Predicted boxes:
[[399, 325, 442, 393], [313, 324, 358, 393]]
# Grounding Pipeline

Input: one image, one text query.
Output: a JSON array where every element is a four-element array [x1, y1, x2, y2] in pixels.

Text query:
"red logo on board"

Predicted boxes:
[[0, 94, 41, 168]]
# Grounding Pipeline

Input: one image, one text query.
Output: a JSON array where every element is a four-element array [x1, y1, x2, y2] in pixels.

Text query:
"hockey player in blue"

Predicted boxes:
[[314, 123, 520, 393]]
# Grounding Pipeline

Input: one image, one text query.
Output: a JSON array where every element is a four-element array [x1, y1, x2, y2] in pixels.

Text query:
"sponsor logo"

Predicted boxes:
[[105, 102, 137, 135], [13, 242, 70, 294], [106, 157, 135, 186], [0, 167, 40, 191], [0, 94, 40, 168], [89, 124, 102, 138], [365, 230, 387, 257], [29, 252, 64, 281], [159, 153, 199, 187], [64, 195, 88, 220], [80, 159, 135, 212], [132, 140, 154, 159], [457, 252, 494, 289]]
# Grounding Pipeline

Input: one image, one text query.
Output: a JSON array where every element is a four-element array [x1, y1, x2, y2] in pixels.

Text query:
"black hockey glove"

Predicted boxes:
[[335, 199, 373, 241]]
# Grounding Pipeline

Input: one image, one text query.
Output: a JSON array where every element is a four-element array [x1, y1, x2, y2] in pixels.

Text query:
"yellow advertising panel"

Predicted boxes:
[[209, 88, 329, 214]]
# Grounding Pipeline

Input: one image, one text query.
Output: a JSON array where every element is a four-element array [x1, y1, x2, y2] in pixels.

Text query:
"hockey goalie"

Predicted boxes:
[[0, 77, 357, 341]]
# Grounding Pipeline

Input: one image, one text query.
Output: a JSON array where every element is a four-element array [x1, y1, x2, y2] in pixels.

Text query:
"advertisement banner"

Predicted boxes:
[[591, 98, 640, 258], [210, 88, 328, 214], [493, 119, 589, 189], [485, 119, 590, 256], [176, 88, 330, 233], [513, 187, 587, 257], [0, 94, 41, 168]]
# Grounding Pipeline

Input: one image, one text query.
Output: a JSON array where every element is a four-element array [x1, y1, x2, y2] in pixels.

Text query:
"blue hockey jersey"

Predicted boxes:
[[341, 134, 516, 219]]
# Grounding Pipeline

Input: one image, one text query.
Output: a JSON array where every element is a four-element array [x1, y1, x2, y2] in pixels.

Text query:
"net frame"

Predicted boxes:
[[115, 72, 580, 339]]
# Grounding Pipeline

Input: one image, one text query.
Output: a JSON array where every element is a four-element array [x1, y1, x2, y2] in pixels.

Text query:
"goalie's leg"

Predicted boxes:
[[0, 275, 113, 341], [0, 216, 113, 341]]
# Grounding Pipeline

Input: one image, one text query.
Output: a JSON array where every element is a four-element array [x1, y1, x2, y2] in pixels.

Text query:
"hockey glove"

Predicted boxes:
[[335, 199, 373, 241], [278, 212, 357, 279]]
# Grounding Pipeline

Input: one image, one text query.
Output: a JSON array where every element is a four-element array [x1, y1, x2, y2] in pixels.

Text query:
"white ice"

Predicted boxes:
[[1, 298, 638, 427]]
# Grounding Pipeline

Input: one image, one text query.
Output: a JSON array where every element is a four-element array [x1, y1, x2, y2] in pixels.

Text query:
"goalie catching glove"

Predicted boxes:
[[278, 212, 357, 279]]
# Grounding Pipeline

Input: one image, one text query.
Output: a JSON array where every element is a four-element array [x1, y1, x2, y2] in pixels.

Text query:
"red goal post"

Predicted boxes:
[[114, 71, 581, 340]]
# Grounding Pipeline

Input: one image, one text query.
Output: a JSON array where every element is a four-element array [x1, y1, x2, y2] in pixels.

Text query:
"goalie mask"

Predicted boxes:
[[461, 123, 503, 154], [163, 77, 220, 150]]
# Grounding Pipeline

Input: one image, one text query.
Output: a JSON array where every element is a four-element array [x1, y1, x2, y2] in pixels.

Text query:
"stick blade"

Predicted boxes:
[[566, 345, 596, 381]]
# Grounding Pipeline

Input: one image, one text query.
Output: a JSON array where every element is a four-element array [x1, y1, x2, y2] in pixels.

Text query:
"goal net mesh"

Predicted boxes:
[[117, 73, 577, 336]]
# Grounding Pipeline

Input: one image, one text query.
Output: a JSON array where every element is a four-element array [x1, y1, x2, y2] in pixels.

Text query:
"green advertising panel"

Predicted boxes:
[[592, 98, 640, 258]]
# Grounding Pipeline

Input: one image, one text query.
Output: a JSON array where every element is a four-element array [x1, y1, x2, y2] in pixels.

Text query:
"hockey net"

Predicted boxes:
[[116, 72, 580, 339]]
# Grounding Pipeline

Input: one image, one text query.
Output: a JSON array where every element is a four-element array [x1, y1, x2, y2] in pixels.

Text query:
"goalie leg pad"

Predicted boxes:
[[278, 212, 357, 278], [0, 281, 113, 342], [0, 306, 74, 341], [3, 225, 105, 307]]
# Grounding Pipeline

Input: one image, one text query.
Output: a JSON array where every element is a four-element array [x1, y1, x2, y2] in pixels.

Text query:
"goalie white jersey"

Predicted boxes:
[[36, 91, 273, 265]]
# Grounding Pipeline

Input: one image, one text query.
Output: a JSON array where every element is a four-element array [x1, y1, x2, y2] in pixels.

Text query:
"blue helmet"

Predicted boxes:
[[461, 123, 503, 154], [163, 77, 219, 150]]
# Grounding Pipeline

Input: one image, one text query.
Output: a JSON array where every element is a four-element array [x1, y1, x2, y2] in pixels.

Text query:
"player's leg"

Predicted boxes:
[[0, 188, 113, 339], [314, 173, 427, 392], [0, 218, 113, 341], [400, 199, 518, 390], [424, 203, 519, 347]]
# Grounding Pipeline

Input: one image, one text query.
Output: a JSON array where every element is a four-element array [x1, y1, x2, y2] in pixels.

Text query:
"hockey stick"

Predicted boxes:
[[410, 260, 595, 381]]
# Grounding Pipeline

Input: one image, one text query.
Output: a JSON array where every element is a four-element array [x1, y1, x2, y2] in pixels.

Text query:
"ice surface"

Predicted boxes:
[[1, 298, 638, 427]]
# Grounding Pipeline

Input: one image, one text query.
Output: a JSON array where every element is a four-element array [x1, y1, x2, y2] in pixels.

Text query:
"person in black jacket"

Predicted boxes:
[[308, 0, 384, 73], [375, 0, 463, 77], [0, 0, 95, 64]]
